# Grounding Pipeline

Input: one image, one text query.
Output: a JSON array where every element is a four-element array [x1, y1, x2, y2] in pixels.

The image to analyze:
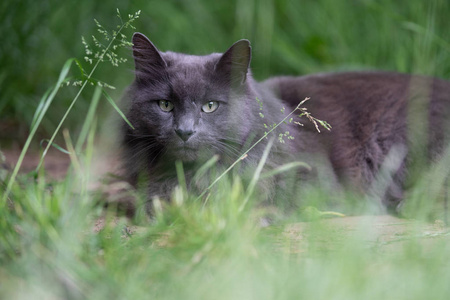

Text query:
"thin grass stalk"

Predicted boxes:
[[36, 20, 131, 172], [75, 85, 102, 153], [239, 137, 274, 212], [1, 59, 74, 204], [82, 117, 97, 203], [196, 98, 309, 200], [63, 129, 81, 174], [176, 161, 188, 193], [260, 161, 311, 179], [103, 90, 134, 129]]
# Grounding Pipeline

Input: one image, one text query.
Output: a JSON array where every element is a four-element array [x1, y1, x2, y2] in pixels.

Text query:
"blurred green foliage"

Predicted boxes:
[[1, 0, 449, 141], [1, 2, 450, 298]]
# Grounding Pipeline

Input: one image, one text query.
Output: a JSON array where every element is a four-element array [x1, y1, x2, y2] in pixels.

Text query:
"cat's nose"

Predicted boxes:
[[175, 128, 195, 142]]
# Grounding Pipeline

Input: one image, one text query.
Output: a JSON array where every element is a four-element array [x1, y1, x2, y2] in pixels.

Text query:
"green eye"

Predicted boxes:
[[202, 101, 219, 113], [158, 100, 174, 112]]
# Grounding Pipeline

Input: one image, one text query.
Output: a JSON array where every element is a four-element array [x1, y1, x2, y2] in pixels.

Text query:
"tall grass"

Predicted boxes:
[[1, 149, 450, 299], [1, 1, 450, 299]]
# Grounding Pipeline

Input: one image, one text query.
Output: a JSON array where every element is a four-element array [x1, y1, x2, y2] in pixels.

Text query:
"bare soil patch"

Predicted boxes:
[[3, 148, 71, 178]]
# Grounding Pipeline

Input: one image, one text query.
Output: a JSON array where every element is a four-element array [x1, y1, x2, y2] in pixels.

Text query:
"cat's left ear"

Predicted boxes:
[[215, 39, 252, 85], [132, 33, 167, 81]]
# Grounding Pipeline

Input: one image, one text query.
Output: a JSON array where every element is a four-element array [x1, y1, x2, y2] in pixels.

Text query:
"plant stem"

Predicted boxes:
[[197, 98, 308, 200], [1, 59, 73, 204], [36, 23, 127, 171], [2, 21, 128, 204]]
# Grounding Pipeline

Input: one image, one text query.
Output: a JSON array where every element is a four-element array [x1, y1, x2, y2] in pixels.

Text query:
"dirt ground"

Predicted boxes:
[[2, 147, 449, 251], [2, 148, 72, 178], [2, 147, 120, 179]]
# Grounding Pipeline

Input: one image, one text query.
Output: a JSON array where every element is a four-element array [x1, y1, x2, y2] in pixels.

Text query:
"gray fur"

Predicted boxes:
[[122, 33, 450, 214]]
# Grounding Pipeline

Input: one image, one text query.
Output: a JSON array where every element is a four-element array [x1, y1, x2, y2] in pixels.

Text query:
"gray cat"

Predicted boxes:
[[122, 32, 450, 214]]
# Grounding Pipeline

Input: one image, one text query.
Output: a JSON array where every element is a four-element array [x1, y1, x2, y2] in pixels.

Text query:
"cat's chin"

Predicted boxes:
[[170, 146, 201, 162]]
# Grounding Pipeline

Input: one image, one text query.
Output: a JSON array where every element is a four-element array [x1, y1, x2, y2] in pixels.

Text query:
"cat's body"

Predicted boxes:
[[122, 33, 450, 214], [265, 72, 450, 210]]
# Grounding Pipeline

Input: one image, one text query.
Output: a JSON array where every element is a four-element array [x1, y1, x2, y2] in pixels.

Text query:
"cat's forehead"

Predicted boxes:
[[161, 52, 221, 100], [162, 52, 220, 69]]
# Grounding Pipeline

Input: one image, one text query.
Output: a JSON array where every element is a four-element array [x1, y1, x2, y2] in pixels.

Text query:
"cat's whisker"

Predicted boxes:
[[125, 134, 160, 143], [220, 136, 244, 144], [128, 142, 161, 161], [127, 133, 159, 138], [148, 146, 167, 166], [219, 140, 243, 154], [129, 139, 159, 152], [218, 145, 241, 159], [212, 141, 242, 160]]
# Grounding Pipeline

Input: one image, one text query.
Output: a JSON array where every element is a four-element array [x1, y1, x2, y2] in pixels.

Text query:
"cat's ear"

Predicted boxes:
[[132, 33, 167, 78], [215, 39, 251, 85]]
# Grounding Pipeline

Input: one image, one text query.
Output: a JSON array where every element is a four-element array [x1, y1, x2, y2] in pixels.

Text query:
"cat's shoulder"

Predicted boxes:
[[263, 71, 411, 87], [263, 70, 450, 87], [262, 71, 450, 104]]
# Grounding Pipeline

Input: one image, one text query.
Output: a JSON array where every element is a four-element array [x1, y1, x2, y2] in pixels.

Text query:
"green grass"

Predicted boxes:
[[1, 154, 450, 299], [1, 0, 450, 140], [1, 1, 450, 299]]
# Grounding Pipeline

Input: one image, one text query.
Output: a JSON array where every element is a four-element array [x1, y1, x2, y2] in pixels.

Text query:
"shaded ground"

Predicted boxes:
[[2, 148, 71, 179], [2, 147, 449, 251], [2, 147, 119, 179]]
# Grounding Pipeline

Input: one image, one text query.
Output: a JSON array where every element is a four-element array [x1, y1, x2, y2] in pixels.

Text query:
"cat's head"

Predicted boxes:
[[125, 33, 257, 163]]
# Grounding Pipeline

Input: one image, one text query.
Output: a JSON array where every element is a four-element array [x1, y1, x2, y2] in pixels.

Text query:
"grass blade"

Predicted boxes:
[[260, 161, 311, 179], [30, 87, 52, 129], [39, 139, 71, 155], [102, 89, 134, 129], [193, 155, 220, 183], [1, 58, 74, 204], [239, 137, 274, 212], [75, 85, 102, 152]]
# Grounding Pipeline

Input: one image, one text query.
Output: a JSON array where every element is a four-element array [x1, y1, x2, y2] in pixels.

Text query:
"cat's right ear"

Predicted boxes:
[[215, 39, 252, 86], [132, 33, 167, 80]]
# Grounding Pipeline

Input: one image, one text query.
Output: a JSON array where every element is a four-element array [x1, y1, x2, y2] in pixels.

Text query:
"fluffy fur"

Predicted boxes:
[[122, 33, 450, 214]]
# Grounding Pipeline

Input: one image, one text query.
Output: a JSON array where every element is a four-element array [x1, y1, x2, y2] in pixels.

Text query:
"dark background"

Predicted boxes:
[[1, 0, 449, 145]]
